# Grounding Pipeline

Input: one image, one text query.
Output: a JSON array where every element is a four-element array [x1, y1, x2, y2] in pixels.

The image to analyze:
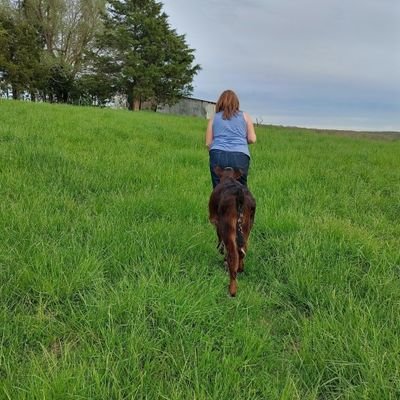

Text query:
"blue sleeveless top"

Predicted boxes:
[[210, 111, 250, 157]]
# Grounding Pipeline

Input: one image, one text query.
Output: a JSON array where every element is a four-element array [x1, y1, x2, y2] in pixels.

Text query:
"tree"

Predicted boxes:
[[0, 3, 42, 99], [22, 0, 104, 70], [21, 0, 104, 102], [0, 0, 104, 101], [0, 0, 200, 107], [95, 0, 200, 110]]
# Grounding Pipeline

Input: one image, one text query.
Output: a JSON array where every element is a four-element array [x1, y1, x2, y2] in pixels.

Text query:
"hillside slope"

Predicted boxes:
[[1, 100, 399, 399]]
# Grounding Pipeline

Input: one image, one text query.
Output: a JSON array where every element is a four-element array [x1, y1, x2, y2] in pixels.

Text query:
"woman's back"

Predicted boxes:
[[211, 111, 250, 157]]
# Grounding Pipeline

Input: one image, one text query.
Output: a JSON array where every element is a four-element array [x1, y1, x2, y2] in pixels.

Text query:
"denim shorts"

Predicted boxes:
[[209, 149, 250, 188]]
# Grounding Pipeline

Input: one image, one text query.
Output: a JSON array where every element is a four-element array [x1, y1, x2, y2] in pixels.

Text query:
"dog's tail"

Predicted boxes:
[[236, 187, 245, 254]]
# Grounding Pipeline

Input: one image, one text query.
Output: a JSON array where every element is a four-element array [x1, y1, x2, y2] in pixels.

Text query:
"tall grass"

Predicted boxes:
[[1, 100, 399, 399]]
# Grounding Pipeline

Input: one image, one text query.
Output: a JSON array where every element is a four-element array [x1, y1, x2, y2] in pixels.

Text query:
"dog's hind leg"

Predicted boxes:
[[216, 225, 225, 254], [238, 217, 251, 273], [225, 232, 239, 297], [238, 246, 246, 273]]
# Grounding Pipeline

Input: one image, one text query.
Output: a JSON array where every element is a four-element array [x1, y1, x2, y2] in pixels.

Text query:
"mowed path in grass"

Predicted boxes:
[[1, 100, 399, 399]]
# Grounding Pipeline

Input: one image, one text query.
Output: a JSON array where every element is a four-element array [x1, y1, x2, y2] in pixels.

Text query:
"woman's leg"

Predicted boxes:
[[231, 152, 250, 186], [209, 150, 222, 188]]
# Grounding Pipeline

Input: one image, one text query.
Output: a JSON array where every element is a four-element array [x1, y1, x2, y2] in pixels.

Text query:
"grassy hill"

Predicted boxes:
[[1, 100, 399, 399]]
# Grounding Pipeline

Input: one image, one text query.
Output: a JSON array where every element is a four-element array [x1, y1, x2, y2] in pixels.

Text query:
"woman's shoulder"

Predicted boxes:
[[242, 112, 254, 124]]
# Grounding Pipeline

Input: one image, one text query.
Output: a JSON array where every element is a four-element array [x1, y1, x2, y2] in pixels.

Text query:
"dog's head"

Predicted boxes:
[[214, 166, 243, 183]]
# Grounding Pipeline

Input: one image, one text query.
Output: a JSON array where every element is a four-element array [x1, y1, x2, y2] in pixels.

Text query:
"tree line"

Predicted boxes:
[[0, 0, 200, 110]]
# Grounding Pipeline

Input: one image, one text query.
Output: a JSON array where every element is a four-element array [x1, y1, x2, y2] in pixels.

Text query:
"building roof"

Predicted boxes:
[[183, 96, 216, 105]]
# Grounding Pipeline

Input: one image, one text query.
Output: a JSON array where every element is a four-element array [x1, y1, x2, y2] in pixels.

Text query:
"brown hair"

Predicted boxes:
[[215, 90, 240, 120]]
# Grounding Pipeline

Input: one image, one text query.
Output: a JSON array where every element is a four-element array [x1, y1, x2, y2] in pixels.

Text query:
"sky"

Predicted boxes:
[[162, 0, 400, 131]]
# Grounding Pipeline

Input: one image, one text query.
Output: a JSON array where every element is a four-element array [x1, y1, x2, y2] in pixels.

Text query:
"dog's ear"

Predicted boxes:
[[214, 166, 224, 177], [234, 168, 243, 180]]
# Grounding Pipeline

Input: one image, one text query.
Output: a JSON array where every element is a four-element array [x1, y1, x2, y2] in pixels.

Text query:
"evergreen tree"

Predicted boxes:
[[96, 0, 200, 110]]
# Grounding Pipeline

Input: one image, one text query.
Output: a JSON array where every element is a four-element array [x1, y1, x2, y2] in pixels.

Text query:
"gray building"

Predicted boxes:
[[157, 97, 216, 119]]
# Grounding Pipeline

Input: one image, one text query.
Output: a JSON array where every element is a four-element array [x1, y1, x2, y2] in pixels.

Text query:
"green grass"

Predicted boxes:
[[1, 100, 399, 399]]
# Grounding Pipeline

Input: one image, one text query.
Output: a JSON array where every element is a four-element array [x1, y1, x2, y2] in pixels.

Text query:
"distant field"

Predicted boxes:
[[1, 100, 399, 399]]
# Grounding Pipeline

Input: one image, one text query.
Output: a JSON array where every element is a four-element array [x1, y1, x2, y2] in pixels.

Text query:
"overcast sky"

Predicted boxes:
[[162, 0, 400, 131]]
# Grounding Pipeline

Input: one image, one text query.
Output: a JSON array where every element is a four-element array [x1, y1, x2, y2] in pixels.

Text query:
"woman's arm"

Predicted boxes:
[[243, 112, 257, 144], [205, 117, 214, 150]]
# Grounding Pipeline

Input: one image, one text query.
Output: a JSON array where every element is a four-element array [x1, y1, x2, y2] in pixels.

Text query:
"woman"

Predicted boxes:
[[206, 90, 257, 188]]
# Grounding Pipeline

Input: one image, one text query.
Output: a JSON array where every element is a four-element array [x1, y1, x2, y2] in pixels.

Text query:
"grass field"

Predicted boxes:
[[1, 100, 399, 399]]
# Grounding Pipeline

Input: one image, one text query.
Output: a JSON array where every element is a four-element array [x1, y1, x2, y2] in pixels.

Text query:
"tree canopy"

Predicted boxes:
[[0, 0, 200, 108]]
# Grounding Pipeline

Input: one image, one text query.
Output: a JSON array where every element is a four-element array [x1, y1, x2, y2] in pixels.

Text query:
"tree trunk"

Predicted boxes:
[[62, 90, 69, 103], [127, 85, 142, 111], [12, 86, 19, 100], [127, 90, 133, 110]]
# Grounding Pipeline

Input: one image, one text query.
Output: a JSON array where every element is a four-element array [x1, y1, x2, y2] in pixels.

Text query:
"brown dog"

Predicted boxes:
[[208, 167, 256, 296]]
